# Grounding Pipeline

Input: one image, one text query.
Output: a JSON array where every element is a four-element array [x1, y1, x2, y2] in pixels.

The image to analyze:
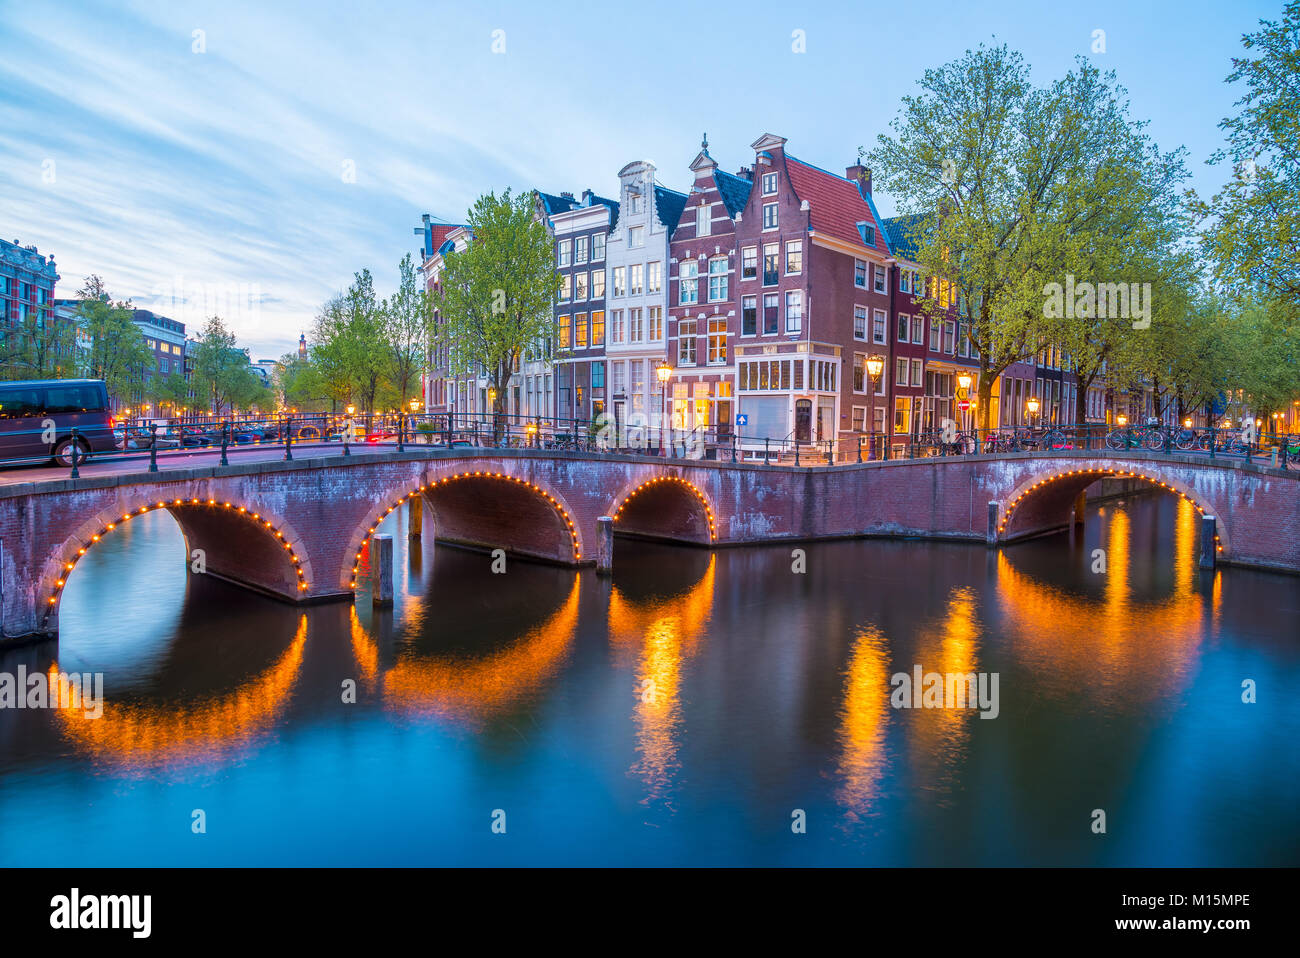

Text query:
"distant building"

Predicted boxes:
[[414, 214, 469, 415], [0, 237, 59, 330]]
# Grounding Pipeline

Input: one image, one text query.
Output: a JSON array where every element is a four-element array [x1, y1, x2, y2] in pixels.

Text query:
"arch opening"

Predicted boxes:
[[610, 477, 716, 545]]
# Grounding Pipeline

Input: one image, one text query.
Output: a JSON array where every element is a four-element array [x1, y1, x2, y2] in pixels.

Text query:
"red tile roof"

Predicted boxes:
[[785, 155, 885, 255]]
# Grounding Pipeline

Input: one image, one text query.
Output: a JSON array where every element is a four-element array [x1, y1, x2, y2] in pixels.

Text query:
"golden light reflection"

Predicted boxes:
[[51, 615, 308, 771], [349, 577, 581, 725], [995, 499, 1211, 707], [835, 624, 890, 819], [608, 556, 716, 803]]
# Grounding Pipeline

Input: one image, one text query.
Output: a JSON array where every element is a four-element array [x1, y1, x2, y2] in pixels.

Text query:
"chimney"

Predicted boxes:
[[847, 164, 871, 197], [736, 166, 752, 179], [581, 189, 594, 206], [560, 191, 574, 200]]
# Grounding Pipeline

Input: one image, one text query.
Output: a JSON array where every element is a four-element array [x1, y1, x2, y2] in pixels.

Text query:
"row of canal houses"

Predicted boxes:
[[418, 133, 1120, 455]]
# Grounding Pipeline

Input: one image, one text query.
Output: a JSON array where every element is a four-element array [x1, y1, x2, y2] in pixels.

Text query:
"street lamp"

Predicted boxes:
[[656, 361, 672, 456], [1026, 395, 1040, 426], [866, 354, 884, 460], [957, 370, 973, 436]]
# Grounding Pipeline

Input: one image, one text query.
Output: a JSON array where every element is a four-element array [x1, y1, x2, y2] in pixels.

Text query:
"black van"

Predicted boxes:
[[0, 379, 116, 467]]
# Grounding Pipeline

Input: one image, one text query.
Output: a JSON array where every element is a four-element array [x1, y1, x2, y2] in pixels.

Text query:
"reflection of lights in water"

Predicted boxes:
[[608, 556, 716, 805], [51, 615, 308, 772], [349, 578, 580, 726], [905, 588, 980, 800], [835, 624, 889, 820], [995, 498, 1211, 707]]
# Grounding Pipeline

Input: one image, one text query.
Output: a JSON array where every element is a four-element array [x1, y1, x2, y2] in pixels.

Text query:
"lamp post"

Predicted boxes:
[[343, 403, 355, 455], [656, 361, 672, 456], [866, 354, 884, 461]]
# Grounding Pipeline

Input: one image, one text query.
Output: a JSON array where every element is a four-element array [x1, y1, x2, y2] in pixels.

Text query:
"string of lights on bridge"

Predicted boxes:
[[997, 467, 1222, 554], [612, 476, 717, 542], [44, 499, 308, 626]]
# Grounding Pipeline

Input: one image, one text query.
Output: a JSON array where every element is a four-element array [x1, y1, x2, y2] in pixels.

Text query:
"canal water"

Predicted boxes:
[[1, 491, 1296, 866]]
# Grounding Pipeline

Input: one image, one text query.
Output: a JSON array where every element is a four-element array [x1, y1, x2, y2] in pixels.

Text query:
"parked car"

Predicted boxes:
[[0, 379, 116, 467]]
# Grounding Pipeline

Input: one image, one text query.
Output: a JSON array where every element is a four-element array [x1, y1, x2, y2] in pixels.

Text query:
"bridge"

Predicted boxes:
[[1, 443, 1296, 639]]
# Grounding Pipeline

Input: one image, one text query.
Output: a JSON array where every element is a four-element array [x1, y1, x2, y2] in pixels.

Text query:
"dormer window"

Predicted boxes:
[[857, 222, 876, 247]]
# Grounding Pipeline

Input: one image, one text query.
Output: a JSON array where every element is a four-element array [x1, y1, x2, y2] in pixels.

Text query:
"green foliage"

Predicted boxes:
[[75, 275, 154, 404], [1, 304, 80, 380], [189, 316, 258, 415]]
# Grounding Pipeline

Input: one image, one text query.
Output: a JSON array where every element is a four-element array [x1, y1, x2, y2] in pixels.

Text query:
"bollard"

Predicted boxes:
[[1199, 515, 1218, 570], [370, 534, 394, 606], [987, 501, 999, 545], [596, 515, 614, 575], [408, 496, 422, 539]]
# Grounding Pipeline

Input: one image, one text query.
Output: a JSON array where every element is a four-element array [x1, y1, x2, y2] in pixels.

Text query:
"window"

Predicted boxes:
[[679, 260, 699, 304], [873, 308, 887, 344], [612, 360, 625, 394], [611, 309, 625, 343], [592, 269, 605, 299], [558, 317, 572, 349], [762, 172, 777, 195], [898, 312, 910, 341], [853, 353, 867, 392], [592, 310, 605, 346], [574, 272, 588, 301], [854, 305, 868, 341], [742, 246, 757, 279], [592, 362, 604, 388], [894, 397, 911, 433], [912, 315, 924, 344], [708, 318, 726, 364], [612, 267, 626, 297], [896, 357, 908, 386], [944, 321, 955, 354], [785, 240, 802, 274], [628, 191, 643, 214], [762, 203, 778, 229], [763, 294, 779, 335], [900, 271, 911, 294], [559, 274, 571, 303], [678, 319, 697, 365], [629, 308, 644, 342], [873, 265, 886, 294], [649, 306, 663, 341], [593, 233, 605, 260], [912, 270, 923, 292], [742, 295, 757, 336], [852, 406, 867, 431], [762, 244, 779, 285], [628, 226, 644, 248], [630, 263, 644, 296], [854, 259, 867, 288], [575, 313, 588, 348], [929, 319, 941, 352], [785, 291, 803, 333], [708, 257, 728, 302], [647, 261, 662, 294], [575, 236, 588, 264], [558, 240, 572, 267], [697, 204, 711, 236]]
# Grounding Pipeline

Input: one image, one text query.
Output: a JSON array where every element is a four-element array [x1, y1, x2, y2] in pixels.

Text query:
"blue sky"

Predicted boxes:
[[0, 0, 1278, 359]]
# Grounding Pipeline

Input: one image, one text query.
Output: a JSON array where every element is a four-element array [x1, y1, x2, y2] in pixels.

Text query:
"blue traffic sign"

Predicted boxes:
[[735, 414, 748, 426]]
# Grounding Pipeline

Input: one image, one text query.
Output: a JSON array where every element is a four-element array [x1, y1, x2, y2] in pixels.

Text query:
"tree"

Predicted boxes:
[[76, 275, 153, 407], [437, 189, 559, 429], [867, 47, 1189, 429], [1189, 1, 1300, 328], [4, 303, 80, 380], [382, 253, 434, 414], [189, 316, 250, 416]]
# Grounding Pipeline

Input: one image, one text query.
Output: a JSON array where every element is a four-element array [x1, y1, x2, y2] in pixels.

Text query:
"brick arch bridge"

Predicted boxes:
[[1, 447, 1295, 639]]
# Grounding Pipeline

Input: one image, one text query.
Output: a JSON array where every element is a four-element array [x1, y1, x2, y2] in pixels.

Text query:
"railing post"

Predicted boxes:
[[284, 414, 293, 461], [1209, 427, 1216, 460], [857, 435, 862, 463], [397, 413, 405, 453], [795, 442, 800, 467], [221, 422, 229, 466], [826, 440, 832, 465], [764, 438, 770, 464], [148, 424, 159, 473], [69, 426, 80, 479]]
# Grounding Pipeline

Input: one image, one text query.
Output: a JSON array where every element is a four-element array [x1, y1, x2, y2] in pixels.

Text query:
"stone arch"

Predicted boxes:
[[996, 462, 1227, 557], [341, 468, 586, 591], [607, 474, 717, 545], [41, 495, 312, 631]]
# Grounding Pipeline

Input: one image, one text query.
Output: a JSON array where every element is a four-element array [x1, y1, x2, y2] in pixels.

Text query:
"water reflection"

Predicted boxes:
[[835, 624, 890, 820]]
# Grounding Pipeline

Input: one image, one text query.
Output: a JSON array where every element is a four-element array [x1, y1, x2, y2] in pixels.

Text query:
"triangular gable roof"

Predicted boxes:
[[785, 155, 888, 255]]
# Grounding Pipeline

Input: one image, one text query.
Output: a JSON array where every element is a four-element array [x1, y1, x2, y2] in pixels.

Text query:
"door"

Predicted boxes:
[[795, 399, 812, 443]]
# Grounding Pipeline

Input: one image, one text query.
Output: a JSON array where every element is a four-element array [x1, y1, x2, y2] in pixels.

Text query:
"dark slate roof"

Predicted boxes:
[[536, 191, 578, 216], [714, 169, 753, 218], [882, 214, 926, 261], [590, 194, 620, 222], [654, 184, 688, 236]]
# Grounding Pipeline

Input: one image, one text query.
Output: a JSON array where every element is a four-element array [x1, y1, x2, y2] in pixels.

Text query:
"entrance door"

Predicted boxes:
[[795, 399, 812, 443]]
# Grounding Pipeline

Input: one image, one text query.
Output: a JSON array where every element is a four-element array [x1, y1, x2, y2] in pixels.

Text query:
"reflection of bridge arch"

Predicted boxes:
[[42, 498, 311, 630], [608, 475, 717, 544], [50, 615, 308, 770], [349, 577, 580, 723], [996, 464, 1226, 557], [342, 472, 584, 590]]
